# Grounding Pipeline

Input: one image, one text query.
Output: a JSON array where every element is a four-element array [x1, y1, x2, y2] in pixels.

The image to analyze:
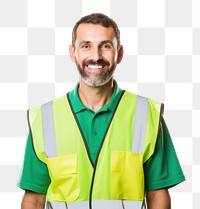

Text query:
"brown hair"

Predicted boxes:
[[72, 13, 120, 48]]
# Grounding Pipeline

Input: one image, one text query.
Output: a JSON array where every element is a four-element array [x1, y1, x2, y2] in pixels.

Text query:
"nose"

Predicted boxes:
[[91, 47, 102, 61]]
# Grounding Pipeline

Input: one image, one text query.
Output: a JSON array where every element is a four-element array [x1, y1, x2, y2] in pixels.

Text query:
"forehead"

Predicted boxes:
[[76, 23, 115, 43]]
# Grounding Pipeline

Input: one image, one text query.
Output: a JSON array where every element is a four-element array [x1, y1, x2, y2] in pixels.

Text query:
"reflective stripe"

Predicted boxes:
[[41, 95, 149, 156], [68, 201, 88, 209], [132, 96, 148, 152], [41, 101, 57, 157], [47, 200, 146, 209], [46, 201, 67, 209], [91, 200, 145, 209]]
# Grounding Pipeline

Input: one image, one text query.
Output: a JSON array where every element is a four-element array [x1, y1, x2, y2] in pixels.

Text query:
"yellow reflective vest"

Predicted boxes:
[[28, 91, 163, 209]]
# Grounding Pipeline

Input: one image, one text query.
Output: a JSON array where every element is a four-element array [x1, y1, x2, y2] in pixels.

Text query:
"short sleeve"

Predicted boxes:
[[17, 132, 51, 194], [144, 116, 185, 191]]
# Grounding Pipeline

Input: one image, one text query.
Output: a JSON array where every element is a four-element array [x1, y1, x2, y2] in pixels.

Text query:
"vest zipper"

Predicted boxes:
[[88, 91, 125, 209]]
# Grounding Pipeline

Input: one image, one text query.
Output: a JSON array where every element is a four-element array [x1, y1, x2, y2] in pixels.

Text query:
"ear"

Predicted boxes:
[[117, 45, 124, 64], [69, 44, 76, 63]]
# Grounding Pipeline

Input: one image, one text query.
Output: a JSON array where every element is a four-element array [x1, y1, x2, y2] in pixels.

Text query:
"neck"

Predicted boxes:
[[78, 79, 114, 112]]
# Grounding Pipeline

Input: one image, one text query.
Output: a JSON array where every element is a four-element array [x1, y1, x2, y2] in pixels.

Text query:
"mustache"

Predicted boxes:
[[83, 59, 110, 67]]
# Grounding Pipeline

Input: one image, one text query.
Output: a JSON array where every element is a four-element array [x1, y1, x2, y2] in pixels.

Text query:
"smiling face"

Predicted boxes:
[[69, 23, 123, 87]]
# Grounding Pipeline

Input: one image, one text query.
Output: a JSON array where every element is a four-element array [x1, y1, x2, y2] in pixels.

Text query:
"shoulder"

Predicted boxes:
[[28, 94, 68, 112], [123, 91, 164, 115]]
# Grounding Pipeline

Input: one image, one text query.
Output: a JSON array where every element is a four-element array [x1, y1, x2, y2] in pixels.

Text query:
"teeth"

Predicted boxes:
[[88, 65, 103, 69]]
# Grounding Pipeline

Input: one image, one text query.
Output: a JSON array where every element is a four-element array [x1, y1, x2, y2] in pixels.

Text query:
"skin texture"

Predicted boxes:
[[146, 189, 171, 209], [70, 23, 123, 88], [21, 191, 46, 209], [21, 23, 171, 208]]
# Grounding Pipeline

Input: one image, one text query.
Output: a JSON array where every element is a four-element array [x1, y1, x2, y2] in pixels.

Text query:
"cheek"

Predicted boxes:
[[75, 50, 88, 63], [104, 52, 117, 63]]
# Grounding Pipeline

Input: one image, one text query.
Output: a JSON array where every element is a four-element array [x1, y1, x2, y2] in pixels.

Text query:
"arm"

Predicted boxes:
[[21, 190, 46, 209], [146, 189, 171, 209], [18, 133, 51, 208]]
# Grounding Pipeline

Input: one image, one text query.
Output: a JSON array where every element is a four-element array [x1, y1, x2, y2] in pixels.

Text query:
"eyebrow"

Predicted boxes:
[[100, 40, 114, 46], [79, 41, 90, 46], [78, 40, 114, 47]]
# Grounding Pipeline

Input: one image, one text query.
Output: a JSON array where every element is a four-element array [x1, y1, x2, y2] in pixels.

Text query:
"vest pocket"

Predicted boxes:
[[46, 154, 80, 202], [111, 151, 144, 200]]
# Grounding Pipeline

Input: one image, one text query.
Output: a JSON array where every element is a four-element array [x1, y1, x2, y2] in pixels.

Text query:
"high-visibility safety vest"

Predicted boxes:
[[28, 91, 163, 209]]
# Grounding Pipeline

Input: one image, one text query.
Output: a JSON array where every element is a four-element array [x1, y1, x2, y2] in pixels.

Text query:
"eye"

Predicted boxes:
[[101, 43, 112, 50], [81, 44, 90, 50]]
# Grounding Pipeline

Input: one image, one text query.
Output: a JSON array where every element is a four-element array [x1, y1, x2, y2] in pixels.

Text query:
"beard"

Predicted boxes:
[[75, 58, 117, 87]]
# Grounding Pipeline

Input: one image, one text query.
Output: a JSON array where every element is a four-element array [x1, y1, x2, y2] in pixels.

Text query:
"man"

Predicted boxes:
[[18, 13, 185, 209]]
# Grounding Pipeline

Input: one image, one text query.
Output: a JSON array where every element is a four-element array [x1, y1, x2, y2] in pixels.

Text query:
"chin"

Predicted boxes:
[[82, 78, 112, 87]]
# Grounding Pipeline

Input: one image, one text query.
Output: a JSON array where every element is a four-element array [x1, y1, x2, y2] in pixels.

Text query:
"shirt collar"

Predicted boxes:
[[68, 83, 86, 113], [103, 81, 122, 112], [68, 80, 122, 114]]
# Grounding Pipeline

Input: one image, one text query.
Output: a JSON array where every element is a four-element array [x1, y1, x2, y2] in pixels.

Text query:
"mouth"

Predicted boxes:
[[86, 65, 105, 69]]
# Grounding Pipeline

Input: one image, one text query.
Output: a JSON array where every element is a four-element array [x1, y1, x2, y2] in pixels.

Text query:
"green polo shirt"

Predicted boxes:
[[68, 82, 124, 165], [18, 82, 185, 194]]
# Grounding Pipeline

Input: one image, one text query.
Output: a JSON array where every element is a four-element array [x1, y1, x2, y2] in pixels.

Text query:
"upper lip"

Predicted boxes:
[[84, 59, 109, 68]]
